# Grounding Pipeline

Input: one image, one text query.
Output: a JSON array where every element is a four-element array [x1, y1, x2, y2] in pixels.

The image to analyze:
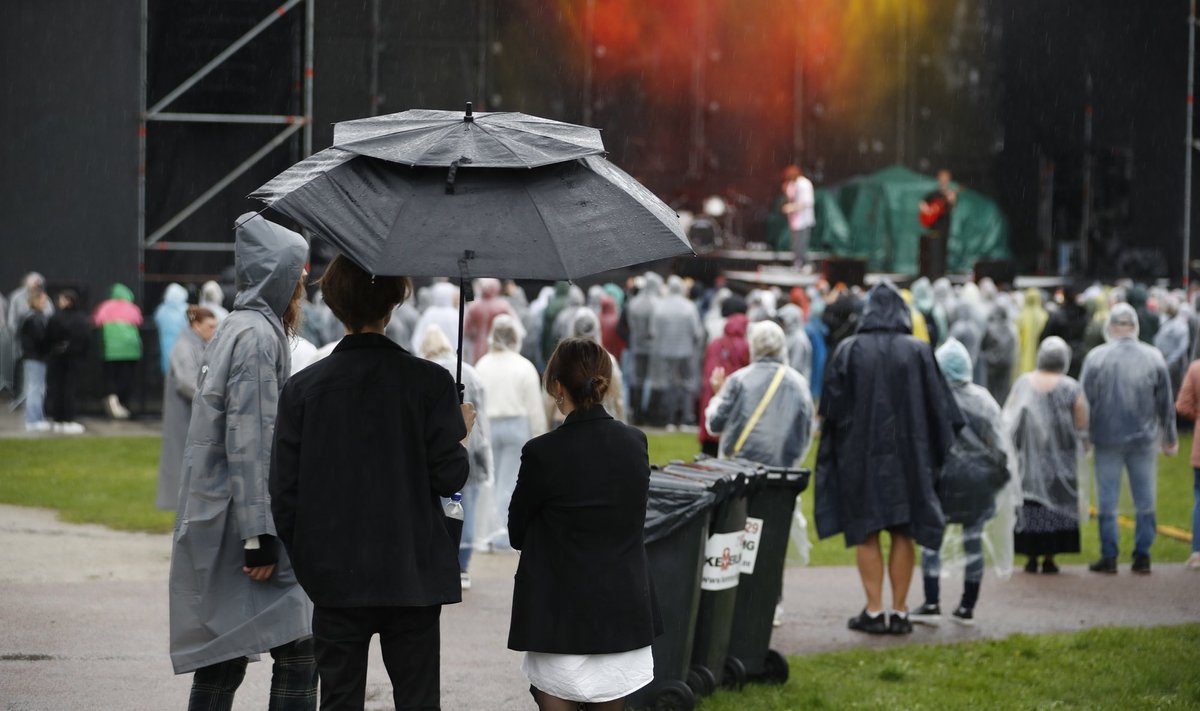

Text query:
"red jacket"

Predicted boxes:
[[699, 314, 750, 444]]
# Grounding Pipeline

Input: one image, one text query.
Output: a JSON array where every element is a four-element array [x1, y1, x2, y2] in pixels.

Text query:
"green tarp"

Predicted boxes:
[[795, 165, 1011, 274]]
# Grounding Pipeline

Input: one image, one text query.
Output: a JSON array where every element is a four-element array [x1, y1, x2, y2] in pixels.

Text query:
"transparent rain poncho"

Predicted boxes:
[[1003, 337, 1090, 531], [1079, 304, 1178, 449], [931, 340, 1021, 581]]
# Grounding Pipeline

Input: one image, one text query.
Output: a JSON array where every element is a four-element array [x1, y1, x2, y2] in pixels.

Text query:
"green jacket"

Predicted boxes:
[[97, 284, 143, 362]]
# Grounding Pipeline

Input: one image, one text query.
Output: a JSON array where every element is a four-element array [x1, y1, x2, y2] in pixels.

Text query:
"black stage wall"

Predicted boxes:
[[0, 2, 141, 307]]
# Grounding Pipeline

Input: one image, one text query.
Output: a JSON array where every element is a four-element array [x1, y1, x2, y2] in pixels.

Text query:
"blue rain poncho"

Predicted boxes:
[[153, 283, 190, 373], [1080, 304, 1178, 449]]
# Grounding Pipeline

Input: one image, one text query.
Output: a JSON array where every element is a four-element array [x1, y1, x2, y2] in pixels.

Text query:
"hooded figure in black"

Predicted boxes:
[[816, 281, 962, 634], [1039, 286, 1089, 379]]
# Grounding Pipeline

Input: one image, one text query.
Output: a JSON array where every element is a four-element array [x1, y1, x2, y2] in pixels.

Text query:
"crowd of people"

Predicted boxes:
[[8, 243, 1199, 707]]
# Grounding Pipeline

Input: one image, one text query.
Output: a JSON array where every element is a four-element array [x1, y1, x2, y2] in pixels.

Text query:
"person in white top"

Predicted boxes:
[[475, 314, 548, 551], [783, 165, 816, 270]]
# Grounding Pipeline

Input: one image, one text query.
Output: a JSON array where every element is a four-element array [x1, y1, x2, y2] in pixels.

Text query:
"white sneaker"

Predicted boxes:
[[772, 603, 784, 627], [1186, 552, 1200, 570], [460, 572, 472, 591], [25, 420, 51, 433], [62, 422, 85, 435]]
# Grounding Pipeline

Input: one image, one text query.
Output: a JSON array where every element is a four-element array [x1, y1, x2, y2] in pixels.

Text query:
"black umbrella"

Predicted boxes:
[[332, 102, 606, 169], [251, 114, 692, 394]]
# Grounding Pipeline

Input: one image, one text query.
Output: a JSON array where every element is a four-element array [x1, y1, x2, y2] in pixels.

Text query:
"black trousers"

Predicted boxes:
[[104, 360, 136, 402], [312, 605, 442, 711], [45, 357, 78, 422]]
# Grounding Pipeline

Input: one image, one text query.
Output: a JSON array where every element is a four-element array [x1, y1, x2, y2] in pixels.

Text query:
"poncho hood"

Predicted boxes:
[[232, 213, 307, 319], [859, 281, 912, 334]]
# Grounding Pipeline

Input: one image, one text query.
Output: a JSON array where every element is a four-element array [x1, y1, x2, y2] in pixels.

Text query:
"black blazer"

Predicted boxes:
[[507, 405, 662, 654], [270, 333, 469, 608]]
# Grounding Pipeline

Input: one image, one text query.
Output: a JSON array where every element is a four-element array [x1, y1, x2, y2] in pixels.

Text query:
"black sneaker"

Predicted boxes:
[[1024, 557, 1039, 574], [888, 612, 913, 635], [1132, 555, 1151, 575], [1041, 558, 1060, 574], [911, 603, 942, 626], [847, 609, 889, 635], [951, 605, 975, 626], [1088, 558, 1118, 574]]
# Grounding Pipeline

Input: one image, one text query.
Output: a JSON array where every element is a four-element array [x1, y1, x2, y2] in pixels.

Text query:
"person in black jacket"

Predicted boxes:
[[269, 255, 475, 711], [44, 290, 91, 434], [17, 287, 51, 432], [508, 337, 662, 711]]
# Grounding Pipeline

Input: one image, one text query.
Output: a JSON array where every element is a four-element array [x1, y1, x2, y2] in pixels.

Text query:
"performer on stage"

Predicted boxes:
[[918, 169, 958, 278]]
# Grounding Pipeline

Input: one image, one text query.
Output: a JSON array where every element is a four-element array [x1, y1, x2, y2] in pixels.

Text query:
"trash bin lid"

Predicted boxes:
[[646, 472, 717, 544], [659, 462, 741, 499]]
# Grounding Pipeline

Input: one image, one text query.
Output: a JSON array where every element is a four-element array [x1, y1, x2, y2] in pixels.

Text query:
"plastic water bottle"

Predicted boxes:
[[444, 492, 464, 521]]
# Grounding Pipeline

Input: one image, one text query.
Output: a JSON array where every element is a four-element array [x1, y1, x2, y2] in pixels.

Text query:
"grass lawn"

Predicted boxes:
[[0, 432, 1195, 565], [649, 431, 1196, 566], [698, 624, 1200, 710]]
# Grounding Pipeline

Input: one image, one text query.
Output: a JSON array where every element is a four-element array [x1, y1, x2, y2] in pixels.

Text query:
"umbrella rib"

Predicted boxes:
[[522, 180, 574, 280]]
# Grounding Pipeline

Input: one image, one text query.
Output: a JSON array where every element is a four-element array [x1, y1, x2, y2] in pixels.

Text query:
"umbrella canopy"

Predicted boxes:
[[250, 148, 692, 281], [332, 103, 606, 169]]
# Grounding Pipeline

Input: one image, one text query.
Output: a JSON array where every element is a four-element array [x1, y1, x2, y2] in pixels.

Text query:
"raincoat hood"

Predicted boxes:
[[489, 313, 524, 351], [1023, 288, 1043, 309], [430, 281, 458, 308], [777, 303, 805, 334], [110, 283, 135, 302], [642, 271, 664, 296], [936, 338, 973, 383], [201, 280, 224, 304], [911, 277, 935, 312], [566, 285, 586, 308], [163, 283, 188, 306], [1126, 285, 1148, 309], [571, 309, 601, 342], [724, 312, 748, 338], [478, 278, 502, 299], [232, 213, 307, 319], [600, 295, 618, 316], [859, 281, 912, 334], [553, 281, 571, 299], [1037, 336, 1071, 373], [748, 320, 786, 361], [1104, 302, 1140, 342], [666, 275, 686, 297]]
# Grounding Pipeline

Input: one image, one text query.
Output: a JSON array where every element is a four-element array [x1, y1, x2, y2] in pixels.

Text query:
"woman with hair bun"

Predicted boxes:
[[507, 337, 661, 711]]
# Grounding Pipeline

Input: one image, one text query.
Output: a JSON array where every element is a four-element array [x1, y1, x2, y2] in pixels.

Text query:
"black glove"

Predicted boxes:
[[244, 534, 279, 568]]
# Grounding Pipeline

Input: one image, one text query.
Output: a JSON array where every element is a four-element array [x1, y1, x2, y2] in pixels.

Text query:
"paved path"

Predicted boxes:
[[2, 504, 1198, 710]]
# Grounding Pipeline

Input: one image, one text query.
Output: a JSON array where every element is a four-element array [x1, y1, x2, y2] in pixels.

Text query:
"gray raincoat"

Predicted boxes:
[[169, 214, 311, 674], [157, 327, 206, 511], [705, 355, 814, 466], [777, 303, 813, 383]]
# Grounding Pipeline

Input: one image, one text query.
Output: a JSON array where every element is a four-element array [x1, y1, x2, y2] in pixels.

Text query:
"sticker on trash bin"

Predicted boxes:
[[740, 517, 764, 575], [701, 531, 744, 591]]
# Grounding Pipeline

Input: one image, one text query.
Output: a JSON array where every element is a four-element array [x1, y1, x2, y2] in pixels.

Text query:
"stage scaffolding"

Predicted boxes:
[[137, 0, 315, 286]]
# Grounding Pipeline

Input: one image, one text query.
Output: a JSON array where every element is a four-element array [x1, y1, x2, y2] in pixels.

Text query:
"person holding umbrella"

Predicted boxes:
[[271, 255, 475, 709]]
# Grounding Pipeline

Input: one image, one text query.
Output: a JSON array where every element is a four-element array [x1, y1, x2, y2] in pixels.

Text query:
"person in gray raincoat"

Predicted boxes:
[[647, 275, 704, 428], [705, 319, 813, 466], [156, 306, 218, 511], [815, 281, 961, 635], [169, 214, 316, 708], [1080, 303, 1178, 574], [624, 271, 663, 422], [777, 302, 813, 383]]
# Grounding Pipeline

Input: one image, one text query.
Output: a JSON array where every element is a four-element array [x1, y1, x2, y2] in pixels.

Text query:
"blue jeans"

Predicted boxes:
[[1093, 444, 1158, 559], [488, 416, 530, 551], [921, 522, 984, 584], [1193, 469, 1200, 554], [22, 359, 46, 424]]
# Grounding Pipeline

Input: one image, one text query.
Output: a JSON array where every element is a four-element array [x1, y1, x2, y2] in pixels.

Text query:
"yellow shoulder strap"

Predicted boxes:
[[731, 365, 789, 456]]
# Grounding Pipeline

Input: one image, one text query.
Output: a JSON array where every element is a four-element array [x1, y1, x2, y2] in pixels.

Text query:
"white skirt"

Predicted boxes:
[[522, 646, 654, 703]]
